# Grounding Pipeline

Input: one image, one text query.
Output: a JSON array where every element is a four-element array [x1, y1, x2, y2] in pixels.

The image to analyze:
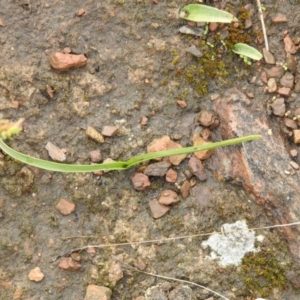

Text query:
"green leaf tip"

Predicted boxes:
[[179, 4, 238, 23], [232, 43, 263, 61]]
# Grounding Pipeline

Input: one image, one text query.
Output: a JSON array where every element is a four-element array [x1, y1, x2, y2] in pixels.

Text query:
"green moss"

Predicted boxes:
[[240, 249, 287, 297], [179, 49, 229, 96]]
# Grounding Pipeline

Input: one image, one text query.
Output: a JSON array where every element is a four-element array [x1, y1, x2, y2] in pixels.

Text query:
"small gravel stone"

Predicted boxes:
[[45, 142, 66, 162], [188, 156, 207, 181], [267, 78, 277, 93], [266, 67, 284, 78], [193, 137, 214, 160], [28, 267, 44, 282], [186, 45, 202, 58], [131, 173, 150, 190], [89, 149, 102, 162], [293, 130, 300, 144], [149, 199, 170, 219], [147, 136, 186, 166], [86, 126, 105, 143], [179, 25, 204, 37], [263, 48, 275, 65], [101, 126, 118, 137], [272, 13, 287, 23], [278, 87, 291, 97], [280, 72, 294, 88], [290, 161, 299, 170], [176, 100, 187, 108], [198, 110, 218, 127], [158, 190, 179, 206], [290, 149, 298, 157], [180, 180, 191, 199], [76, 8, 86, 16], [165, 168, 178, 183], [56, 198, 76, 215], [286, 53, 297, 74], [284, 35, 297, 54], [209, 22, 218, 31], [49, 52, 87, 71], [284, 118, 298, 129], [271, 98, 286, 117], [261, 71, 268, 83], [140, 116, 148, 125], [144, 161, 171, 177], [58, 257, 81, 271], [200, 128, 211, 141], [84, 285, 112, 300]]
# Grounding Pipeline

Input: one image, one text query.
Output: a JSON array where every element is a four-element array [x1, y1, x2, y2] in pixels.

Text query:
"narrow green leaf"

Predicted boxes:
[[179, 4, 238, 23], [232, 43, 263, 61], [0, 135, 261, 173]]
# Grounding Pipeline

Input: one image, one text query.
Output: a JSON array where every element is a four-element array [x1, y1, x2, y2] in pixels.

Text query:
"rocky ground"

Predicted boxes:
[[1, 0, 300, 299]]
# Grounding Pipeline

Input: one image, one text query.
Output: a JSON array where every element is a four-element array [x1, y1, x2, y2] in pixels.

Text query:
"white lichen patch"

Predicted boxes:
[[202, 220, 260, 267]]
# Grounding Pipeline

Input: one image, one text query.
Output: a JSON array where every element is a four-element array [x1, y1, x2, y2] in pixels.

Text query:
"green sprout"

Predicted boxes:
[[0, 134, 261, 173]]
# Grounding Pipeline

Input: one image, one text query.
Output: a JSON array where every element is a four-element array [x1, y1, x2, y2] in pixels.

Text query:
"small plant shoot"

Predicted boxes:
[[0, 135, 261, 173], [232, 43, 263, 61], [179, 4, 238, 23]]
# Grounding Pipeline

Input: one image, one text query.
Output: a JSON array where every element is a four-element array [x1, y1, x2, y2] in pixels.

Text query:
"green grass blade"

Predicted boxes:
[[0, 135, 261, 173], [179, 4, 238, 23]]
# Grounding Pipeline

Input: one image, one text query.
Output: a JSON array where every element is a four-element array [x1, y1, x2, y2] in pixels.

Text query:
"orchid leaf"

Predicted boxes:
[[179, 4, 238, 23], [232, 43, 263, 61]]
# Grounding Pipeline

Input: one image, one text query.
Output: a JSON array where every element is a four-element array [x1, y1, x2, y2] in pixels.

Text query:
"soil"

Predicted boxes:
[[1, 0, 300, 299]]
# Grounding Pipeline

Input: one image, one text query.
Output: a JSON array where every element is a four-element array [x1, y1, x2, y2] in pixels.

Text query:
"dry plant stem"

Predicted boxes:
[[57, 221, 300, 259], [256, 0, 269, 51], [116, 258, 230, 300]]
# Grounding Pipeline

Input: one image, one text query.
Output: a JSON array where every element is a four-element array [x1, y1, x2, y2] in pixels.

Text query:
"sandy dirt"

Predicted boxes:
[[1, 0, 300, 299]]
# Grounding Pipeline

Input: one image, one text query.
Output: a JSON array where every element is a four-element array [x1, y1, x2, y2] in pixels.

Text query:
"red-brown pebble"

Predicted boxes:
[[101, 126, 118, 137], [177, 100, 187, 108], [293, 130, 300, 144], [188, 156, 207, 181], [56, 198, 76, 215], [28, 267, 44, 282], [89, 149, 102, 163], [131, 173, 150, 190], [76, 8, 86, 17], [284, 36, 297, 54], [84, 285, 112, 300], [58, 257, 81, 272], [180, 180, 191, 199], [290, 149, 298, 157], [158, 190, 179, 206], [272, 13, 287, 23], [50, 52, 87, 71], [165, 169, 178, 183], [277, 87, 291, 97], [149, 199, 170, 219]]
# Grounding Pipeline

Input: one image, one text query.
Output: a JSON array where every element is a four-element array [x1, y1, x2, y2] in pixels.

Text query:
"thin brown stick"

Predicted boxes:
[[53, 221, 300, 261], [256, 0, 269, 51], [115, 258, 230, 300]]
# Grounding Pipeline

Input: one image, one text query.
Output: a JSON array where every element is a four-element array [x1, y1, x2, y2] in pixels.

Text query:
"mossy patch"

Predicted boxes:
[[240, 249, 287, 297]]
